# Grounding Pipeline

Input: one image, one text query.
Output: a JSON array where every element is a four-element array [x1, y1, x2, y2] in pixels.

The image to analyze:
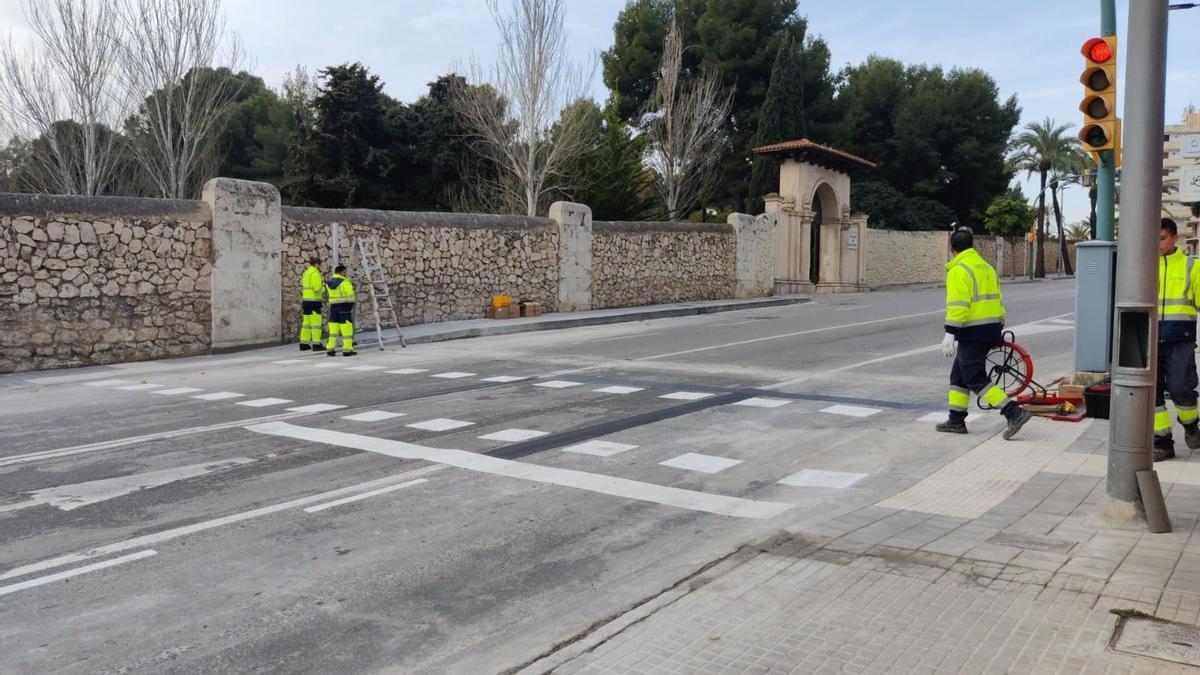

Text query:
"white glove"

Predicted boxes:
[[941, 333, 958, 358]]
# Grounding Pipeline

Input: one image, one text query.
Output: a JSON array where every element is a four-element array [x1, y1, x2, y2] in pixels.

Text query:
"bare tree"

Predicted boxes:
[[644, 21, 731, 222], [0, 0, 126, 195], [116, 0, 247, 199], [453, 0, 594, 216]]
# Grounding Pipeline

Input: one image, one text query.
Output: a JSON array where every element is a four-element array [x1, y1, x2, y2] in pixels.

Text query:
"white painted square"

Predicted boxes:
[[387, 368, 428, 375], [237, 398, 293, 408], [820, 404, 881, 418], [312, 362, 345, 369], [151, 387, 204, 396], [115, 383, 163, 391], [479, 428, 549, 442], [660, 391, 713, 401], [191, 392, 245, 401], [917, 411, 984, 424], [659, 452, 742, 474], [83, 379, 130, 387], [535, 380, 583, 389], [407, 418, 475, 431], [287, 403, 346, 413], [563, 440, 638, 457], [272, 359, 308, 365], [779, 469, 867, 489], [346, 365, 386, 371], [734, 397, 792, 408], [432, 372, 476, 379], [481, 375, 528, 383], [594, 386, 644, 395], [342, 410, 406, 422]]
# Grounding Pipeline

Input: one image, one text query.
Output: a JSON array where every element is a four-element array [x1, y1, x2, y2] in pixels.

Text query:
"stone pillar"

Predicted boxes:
[[853, 214, 868, 286], [729, 211, 777, 298], [203, 178, 282, 350], [550, 201, 592, 312]]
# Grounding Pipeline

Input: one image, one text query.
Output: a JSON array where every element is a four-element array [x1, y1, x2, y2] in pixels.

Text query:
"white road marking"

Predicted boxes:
[[249, 422, 793, 519], [407, 418, 475, 432], [287, 403, 346, 414], [779, 470, 866, 489], [151, 387, 204, 396], [0, 550, 157, 596], [0, 458, 253, 513], [638, 309, 946, 361], [659, 391, 713, 401], [82, 379, 131, 387], [820, 404, 882, 418], [346, 365, 386, 371], [563, 440, 638, 457], [114, 383, 164, 391], [303, 479, 429, 513], [0, 465, 445, 582], [734, 397, 792, 408], [535, 380, 583, 389], [481, 375, 528, 383], [659, 452, 742, 474], [312, 362, 346, 369], [272, 360, 308, 365], [387, 368, 429, 375], [432, 372, 476, 379], [191, 392, 245, 401], [593, 332, 663, 342], [594, 386, 644, 395], [237, 398, 293, 408], [342, 411, 406, 422], [479, 428, 548, 442]]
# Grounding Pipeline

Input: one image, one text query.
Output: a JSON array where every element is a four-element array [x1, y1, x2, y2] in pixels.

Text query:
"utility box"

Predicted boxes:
[[1074, 241, 1118, 372]]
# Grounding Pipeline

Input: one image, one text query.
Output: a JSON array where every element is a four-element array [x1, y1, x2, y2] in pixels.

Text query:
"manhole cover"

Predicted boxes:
[[987, 532, 1075, 554], [1113, 616, 1200, 667]]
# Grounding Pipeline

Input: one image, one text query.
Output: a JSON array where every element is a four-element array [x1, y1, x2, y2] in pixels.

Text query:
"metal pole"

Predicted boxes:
[[331, 222, 340, 269], [1108, 0, 1169, 507]]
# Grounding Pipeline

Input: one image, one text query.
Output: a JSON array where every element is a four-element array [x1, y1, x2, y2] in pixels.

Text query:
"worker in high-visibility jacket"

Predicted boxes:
[[936, 228, 1032, 440], [325, 264, 357, 357], [1153, 218, 1200, 461], [299, 255, 325, 351]]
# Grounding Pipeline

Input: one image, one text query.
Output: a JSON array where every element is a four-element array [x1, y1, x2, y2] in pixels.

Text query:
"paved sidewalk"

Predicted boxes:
[[523, 420, 1200, 674]]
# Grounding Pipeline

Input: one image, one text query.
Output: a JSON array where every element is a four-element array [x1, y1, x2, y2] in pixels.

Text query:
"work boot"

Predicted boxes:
[[1002, 405, 1032, 441], [1154, 436, 1177, 462], [342, 351, 357, 357], [935, 419, 968, 434], [1185, 423, 1200, 450], [299, 343, 311, 351], [326, 350, 336, 357]]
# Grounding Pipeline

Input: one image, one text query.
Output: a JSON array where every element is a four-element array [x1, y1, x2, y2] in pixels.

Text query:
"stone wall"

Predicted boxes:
[[0, 194, 212, 373], [280, 208, 559, 342], [863, 229, 1077, 287], [591, 221, 737, 309]]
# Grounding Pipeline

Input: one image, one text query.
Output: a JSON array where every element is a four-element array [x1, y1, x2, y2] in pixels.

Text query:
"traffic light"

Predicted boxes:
[[1078, 36, 1119, 154]]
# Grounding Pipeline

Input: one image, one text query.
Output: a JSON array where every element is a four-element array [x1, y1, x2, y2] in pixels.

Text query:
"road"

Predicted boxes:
[[0, 279, 1077, 674]]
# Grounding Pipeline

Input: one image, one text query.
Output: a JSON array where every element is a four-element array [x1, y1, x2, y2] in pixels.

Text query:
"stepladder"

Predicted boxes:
[[352, 236, 406, 350]]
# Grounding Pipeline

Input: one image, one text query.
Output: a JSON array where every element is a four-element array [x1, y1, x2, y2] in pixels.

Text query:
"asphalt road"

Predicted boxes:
[[0, 279, 1078, 674]]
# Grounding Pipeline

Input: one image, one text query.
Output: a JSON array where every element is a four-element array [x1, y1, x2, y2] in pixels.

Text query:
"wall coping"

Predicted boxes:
[[0, 192, 207, 218], [594, 220, 734, 235], [282, 206, 553, 230]]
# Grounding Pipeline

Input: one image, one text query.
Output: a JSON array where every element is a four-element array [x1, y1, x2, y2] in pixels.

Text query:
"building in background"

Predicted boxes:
[[1164, 106, 1200, 252]]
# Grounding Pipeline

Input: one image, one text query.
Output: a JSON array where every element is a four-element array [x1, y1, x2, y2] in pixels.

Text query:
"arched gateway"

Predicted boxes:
[[753, 139, 874, 294]]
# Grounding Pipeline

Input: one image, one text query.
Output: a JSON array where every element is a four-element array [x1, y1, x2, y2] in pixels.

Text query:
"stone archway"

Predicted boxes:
[[753, 139, 873, 294]]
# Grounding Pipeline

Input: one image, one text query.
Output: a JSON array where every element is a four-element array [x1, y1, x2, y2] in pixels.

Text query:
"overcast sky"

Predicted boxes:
[[2, 0, 1198, 224]]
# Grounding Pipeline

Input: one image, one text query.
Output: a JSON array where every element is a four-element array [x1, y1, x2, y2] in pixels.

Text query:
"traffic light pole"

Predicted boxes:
[[1106, 0, 1169, 525]]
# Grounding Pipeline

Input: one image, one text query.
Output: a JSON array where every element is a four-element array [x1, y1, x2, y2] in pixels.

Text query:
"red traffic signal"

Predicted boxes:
[[1082, 37, 1114, 63]]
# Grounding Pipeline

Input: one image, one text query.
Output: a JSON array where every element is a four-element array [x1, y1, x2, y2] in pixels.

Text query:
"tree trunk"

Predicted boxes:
[[1051, 185, 1074, 275], [1035, 170, 1047, 278], [1089, 186, 1098, 241]]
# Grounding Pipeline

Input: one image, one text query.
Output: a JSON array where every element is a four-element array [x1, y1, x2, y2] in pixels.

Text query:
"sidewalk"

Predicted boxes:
[[522, 419, 1200, 674]]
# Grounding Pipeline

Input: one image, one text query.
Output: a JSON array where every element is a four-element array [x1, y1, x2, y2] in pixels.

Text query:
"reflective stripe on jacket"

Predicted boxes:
[[302, 265, 325, 301], [327, 274, 355, 304], [944, 247, 1005, 343], [1158, 247, 1200, 342]]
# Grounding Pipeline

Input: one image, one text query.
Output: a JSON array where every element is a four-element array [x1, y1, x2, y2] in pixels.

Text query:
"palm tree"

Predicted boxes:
[[1010, 118, 1081, 277], [1066, 220, 1091, 242]]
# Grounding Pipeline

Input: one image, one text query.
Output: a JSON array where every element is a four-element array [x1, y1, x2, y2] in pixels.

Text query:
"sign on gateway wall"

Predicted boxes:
[[1180, 165, 1200, 203]]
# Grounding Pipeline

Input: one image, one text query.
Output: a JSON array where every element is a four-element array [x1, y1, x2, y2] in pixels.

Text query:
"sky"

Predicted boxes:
[[2, 0, 1198, 224]]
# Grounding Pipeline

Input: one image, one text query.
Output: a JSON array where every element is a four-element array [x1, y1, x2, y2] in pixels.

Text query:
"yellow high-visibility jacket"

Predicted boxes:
[[301, 265, 324, 301], [1158, 247, 1200, 342], [327, 274, 355, 304], [944, 247, 1005, 343]]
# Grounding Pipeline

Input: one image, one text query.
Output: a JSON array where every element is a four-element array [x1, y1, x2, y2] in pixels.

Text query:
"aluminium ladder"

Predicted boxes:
[[352, 235, 406, 351]]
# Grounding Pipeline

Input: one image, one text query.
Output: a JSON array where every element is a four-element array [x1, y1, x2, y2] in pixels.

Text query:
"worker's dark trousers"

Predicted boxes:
[[1155, 340, 1199, 439], [949, 340, 1017, 422]]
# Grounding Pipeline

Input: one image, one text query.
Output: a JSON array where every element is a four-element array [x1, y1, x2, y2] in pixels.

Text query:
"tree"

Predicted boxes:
[[851, 180, 954, 231], [1066, 220, 1091, 242], [983, 191, 1035, 238], [644, 20, 732, 221], [216, 72, 293, 187], [747, 26, 839, 211], [0, 0, 127, 195], [117, 0, 247, 198], [1010, 117, 1078, 277], [454, 0, 595, 216], [567, 100, 656, 220]]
